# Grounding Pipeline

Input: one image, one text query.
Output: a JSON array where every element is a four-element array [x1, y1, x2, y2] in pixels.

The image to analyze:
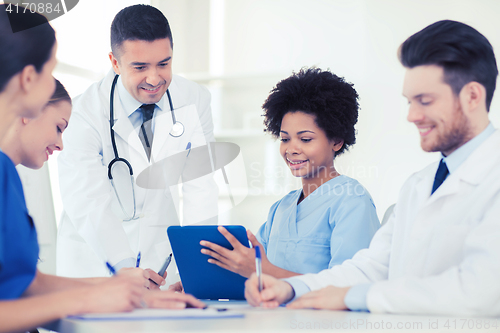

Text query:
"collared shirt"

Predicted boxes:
[[443, 123, 495, 174], [116, 76, 167, 134]]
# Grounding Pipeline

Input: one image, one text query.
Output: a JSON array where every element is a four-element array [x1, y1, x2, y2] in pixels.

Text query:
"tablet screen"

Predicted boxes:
[[167, 225, 249, 300]]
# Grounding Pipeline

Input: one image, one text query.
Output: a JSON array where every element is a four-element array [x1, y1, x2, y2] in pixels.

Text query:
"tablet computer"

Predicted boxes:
[[167, 225, 249, 300]]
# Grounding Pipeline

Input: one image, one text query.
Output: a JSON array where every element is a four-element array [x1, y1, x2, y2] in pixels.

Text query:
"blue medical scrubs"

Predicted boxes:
[[0, 151, 39, 299], [257, 175, 379, 274]]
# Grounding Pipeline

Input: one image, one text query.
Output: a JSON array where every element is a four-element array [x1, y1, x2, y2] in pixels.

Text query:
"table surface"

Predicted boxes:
[[47, 300, 500, 333]]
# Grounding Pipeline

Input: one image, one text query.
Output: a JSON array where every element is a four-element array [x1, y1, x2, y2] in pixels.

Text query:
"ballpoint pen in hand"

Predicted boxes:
[[136, 251, 141, 268], [158, 253, 173, 277], [148, 253, 173, 286], [255, 246, 263, 292], [106, 262, 117, 275], [106, 261, 147, 308]]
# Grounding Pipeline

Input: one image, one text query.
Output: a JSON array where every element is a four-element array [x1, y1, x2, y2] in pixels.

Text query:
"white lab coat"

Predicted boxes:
[[295, 130, 500, 316], [57, 69, 218, 282]]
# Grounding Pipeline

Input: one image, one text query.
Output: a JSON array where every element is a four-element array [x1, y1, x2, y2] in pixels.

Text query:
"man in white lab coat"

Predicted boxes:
[[57, 5, 217, 285], [245, 20, 500, 316]]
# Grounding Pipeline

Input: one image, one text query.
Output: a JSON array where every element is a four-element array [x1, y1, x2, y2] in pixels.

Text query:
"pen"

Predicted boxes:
[[255, 246, 263, 292], [186, 142, 191, 157], [106, 262, 117, 275], [136, 251, 141, 268], [157, 253, 172, 277], [148, 253, 173, 287]]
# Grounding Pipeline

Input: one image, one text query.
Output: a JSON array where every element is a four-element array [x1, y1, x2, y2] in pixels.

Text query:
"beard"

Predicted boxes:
[[428, 104, 473, 156]]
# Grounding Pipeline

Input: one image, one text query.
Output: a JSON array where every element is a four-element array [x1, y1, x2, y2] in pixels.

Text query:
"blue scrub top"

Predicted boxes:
[[0, 151, 39, 299], [257, 175, 380, 274]]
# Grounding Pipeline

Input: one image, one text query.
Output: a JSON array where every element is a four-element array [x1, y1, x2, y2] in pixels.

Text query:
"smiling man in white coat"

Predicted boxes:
[[57, 5, 217, 285], [245, 20, 500, 316]]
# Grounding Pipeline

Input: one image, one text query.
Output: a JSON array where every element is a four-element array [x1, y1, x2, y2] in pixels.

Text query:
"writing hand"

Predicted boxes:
[[244, 272, 294, 308], [76, 274, 146, 313]]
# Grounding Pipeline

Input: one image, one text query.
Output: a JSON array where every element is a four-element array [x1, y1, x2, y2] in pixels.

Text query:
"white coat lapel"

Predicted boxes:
[[108, 87, 149, 164], [112, 112, 148, 163], [423, 130, 500, 208], [100, 69, 150, 165], [423, 169, 460, 207], [412, 166, 436, 210]]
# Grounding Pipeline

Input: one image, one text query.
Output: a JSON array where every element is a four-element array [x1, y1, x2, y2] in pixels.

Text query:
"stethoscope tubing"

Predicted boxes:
[[108, 74, 183, 180]]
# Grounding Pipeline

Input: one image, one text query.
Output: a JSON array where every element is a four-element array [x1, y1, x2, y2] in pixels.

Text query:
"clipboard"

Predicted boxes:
[[167, 225, 249, 300]]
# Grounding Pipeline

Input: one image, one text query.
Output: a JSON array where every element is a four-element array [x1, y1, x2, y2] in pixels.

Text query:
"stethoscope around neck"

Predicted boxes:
[[107, 74, 184, 221]]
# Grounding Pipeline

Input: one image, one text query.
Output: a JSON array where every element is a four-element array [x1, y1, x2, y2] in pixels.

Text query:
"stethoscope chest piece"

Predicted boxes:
[[170, 121, 185, 137]]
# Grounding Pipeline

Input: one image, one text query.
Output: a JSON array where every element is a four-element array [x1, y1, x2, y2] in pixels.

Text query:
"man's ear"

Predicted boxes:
[[109, 52, 121, 75], [18, 65, 37, 94], [459, 81, 486, 114]]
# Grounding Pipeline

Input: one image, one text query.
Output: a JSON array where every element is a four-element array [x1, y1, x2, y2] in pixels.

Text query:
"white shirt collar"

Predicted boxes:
[[116, 76, 165, 117], [443, 122, 495, 174]]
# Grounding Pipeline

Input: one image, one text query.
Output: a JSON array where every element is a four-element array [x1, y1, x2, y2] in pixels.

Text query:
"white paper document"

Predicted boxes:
[[68, 308, 244, 321]]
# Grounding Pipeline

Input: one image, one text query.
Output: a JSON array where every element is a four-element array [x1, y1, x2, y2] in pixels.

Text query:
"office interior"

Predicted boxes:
[[18, 0, 500, 275]]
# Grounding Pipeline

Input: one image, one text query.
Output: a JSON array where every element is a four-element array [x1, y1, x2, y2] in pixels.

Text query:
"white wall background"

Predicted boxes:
[[25, 0, 500, 273]]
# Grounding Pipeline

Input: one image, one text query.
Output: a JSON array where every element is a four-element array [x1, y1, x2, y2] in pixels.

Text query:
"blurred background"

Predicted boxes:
[[19, 0, 500, 274]]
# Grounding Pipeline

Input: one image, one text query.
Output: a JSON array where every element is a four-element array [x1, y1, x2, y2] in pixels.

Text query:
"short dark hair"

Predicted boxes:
[[111, 4, 173, 57], [0, 4, 56, 92], [47, 79, 71, 107], [263, 68, 359, 156], [399, 20, 498, 111]]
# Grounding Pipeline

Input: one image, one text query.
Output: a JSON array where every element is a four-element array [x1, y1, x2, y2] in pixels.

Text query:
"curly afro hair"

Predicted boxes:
[[263, 67, 359, 156]]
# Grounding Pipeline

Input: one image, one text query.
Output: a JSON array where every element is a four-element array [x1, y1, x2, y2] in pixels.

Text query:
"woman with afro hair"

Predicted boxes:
[[201, 68, 380, 279]]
